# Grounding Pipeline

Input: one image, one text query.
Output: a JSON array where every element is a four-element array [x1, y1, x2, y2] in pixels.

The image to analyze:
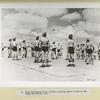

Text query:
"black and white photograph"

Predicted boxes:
[[1, 4, 100, 82]]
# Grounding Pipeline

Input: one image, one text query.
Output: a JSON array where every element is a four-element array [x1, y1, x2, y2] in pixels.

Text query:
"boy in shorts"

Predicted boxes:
[[85, 38, 94, 64], [67, 34, 75, 66], [22, 40, 27, 58], [8, 39, 13, 58], [12, 38, 18, 60], [56, 43, 63, 59], [40, 32, 50, 67], [34, 36, 41, 63], [51, 41, 57, 60]]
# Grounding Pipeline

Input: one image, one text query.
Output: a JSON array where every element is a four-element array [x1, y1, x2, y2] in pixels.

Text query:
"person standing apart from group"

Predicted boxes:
[[40, 32, 50, 67], [67, 34, 75, 66]]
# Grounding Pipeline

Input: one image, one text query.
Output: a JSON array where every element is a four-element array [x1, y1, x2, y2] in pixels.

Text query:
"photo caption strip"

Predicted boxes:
[[16, 88, 90, 96]]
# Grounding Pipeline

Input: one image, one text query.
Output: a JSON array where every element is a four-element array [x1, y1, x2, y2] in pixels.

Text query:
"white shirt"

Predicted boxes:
[[34, 40, 40, 47], [41, 37, 49, 46], [22, 42, 26, 48], [67, 39, 74, 47], [86, 42, 92, 49], [12, 41, 17, 47], [57, 44, 62, 50], [52, 44, 56, 48]]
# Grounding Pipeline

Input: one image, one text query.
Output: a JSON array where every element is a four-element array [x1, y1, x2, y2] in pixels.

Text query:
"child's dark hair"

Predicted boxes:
[[36, 36, 39, 40], [23, 40, 25, 43], [42, 32, 47, 37], [68, 34, 73, 40], [86, 38, 90, 43], [13, 38, 16, 41], [77, 44, 79, 47], [53, 41, 55, 44], [9, 39, 12, 41]]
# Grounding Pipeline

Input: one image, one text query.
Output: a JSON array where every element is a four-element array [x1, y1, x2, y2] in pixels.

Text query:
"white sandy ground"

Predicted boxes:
[[1, 55, 100, 82]]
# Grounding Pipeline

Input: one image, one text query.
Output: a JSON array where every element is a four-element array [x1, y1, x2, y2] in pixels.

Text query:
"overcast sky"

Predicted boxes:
[[2, 8, 100, 43]]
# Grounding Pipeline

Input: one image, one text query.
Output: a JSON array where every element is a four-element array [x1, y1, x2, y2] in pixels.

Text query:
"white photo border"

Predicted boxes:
[[0, 2, 100, 87]]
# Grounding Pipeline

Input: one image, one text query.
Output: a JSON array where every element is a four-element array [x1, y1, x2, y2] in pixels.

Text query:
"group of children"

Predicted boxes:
[[1, 32, 100, 67], [1, 32, 63, 67], [67, 34, 100, 66]]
